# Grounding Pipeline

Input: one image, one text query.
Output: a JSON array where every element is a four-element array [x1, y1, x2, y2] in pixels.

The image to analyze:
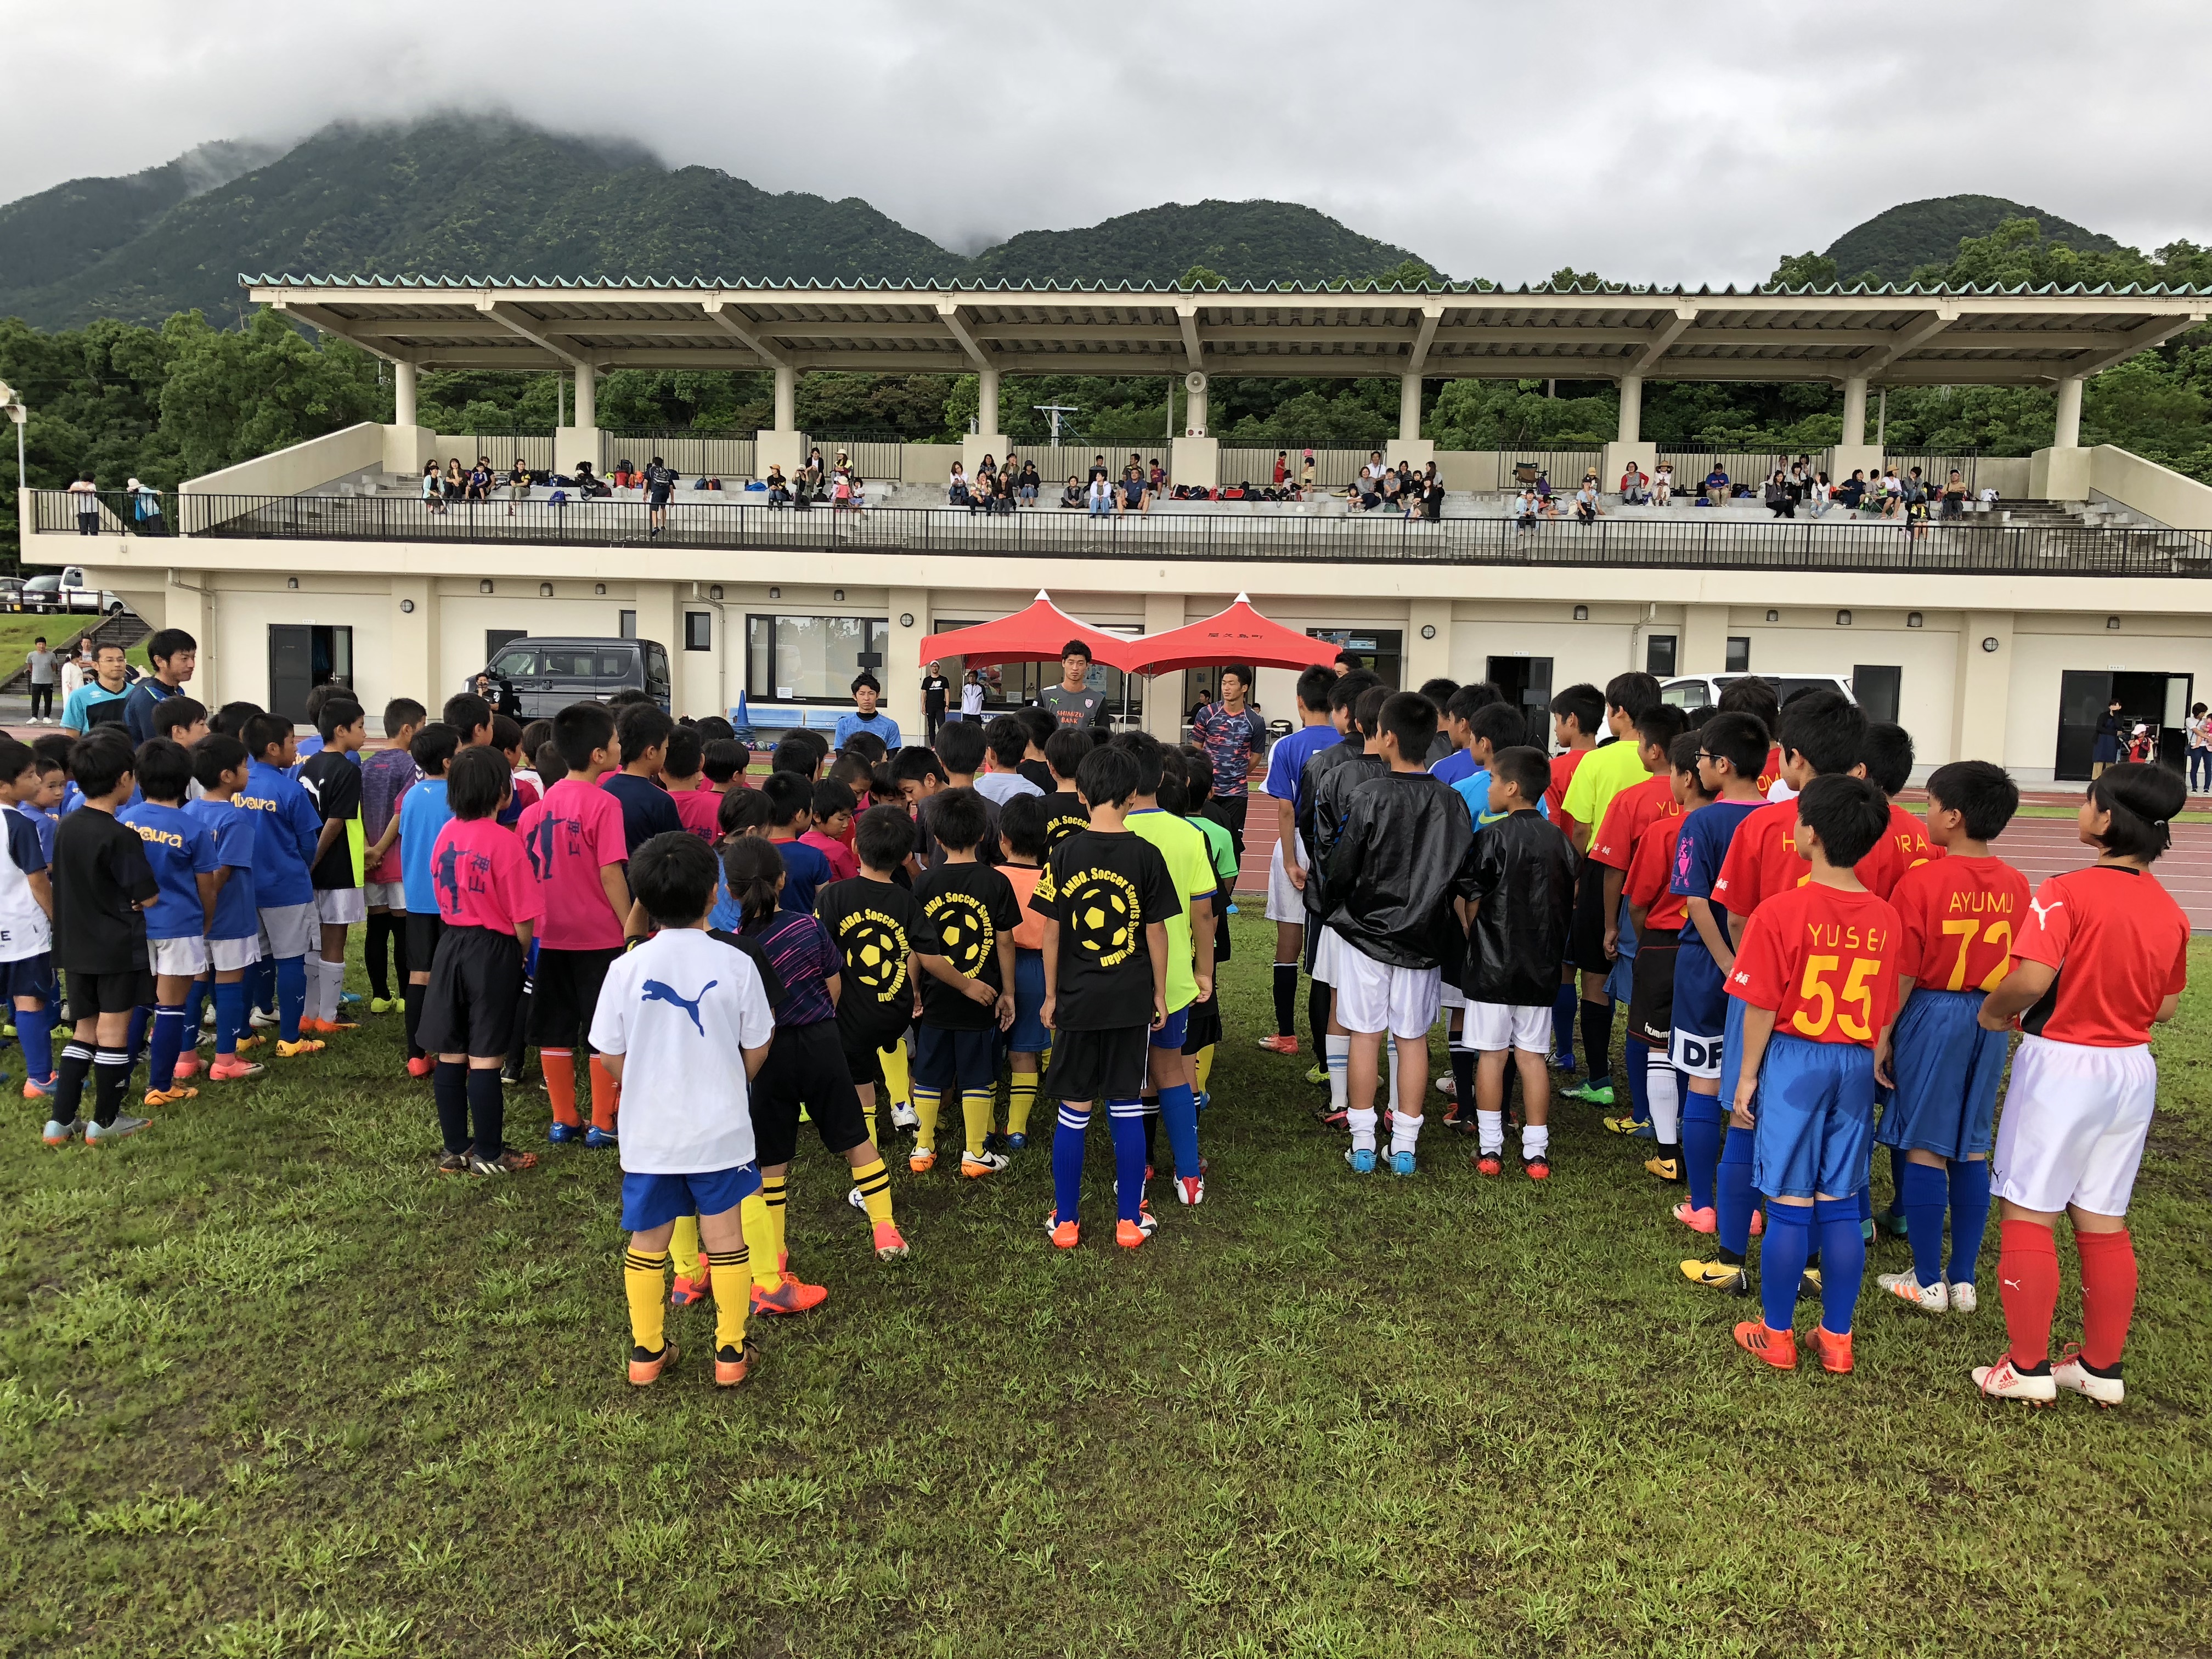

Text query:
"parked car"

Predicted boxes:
[[1661, 673, 1857, 717], [0, 578, 24, 613], [21, 568, 127, 614], [473, 636, 672, 718]]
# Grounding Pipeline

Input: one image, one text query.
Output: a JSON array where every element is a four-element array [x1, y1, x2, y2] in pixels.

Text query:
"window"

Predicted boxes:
[[489, 645, 538, 678], [684, 611, 713, 652], [487, 628, 526, 664], [1661, 680, 1710, 711], [1725, 636, 1751, 673], [746, 614, 890, 702], [1645, 634, 1678, 676], [618, 610, 637, 640]]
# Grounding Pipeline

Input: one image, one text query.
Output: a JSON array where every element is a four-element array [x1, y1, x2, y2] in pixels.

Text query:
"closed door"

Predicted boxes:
[[268, 625, 315, 724], [2055, 669, 2113, 781], [1852, 664, 1901, 725], [1487, 656, 1555, 749]]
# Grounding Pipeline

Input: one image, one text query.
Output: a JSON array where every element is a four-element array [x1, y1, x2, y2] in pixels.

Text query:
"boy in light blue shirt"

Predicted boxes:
[[397, 723, 459, 1074]]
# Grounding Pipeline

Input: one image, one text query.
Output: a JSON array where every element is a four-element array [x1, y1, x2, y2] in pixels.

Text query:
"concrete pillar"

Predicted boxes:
[[1170, 435, 1219, 489], [573, 363, 596, 433], [1184, 371, 1207, 437], [1405, 598, 1454, 687], [773, 364, 797, 433], [392, 360, 417, 428], [1952, 610, 2014, 766], [635, 580, 684, 706], [391, 575, 442, 712], [164, 576, 216, 710], [1841, 376, 1867, 447], [887, 586, 929, 741], [1681, 603, 1730, 674], [1142, 592, 1185, 741], [1400, 373, 1424, 442], [1616, 375, 1643, 444], [557, 363, 600, 476], [2053, 376, 2084, 449], [977, 366, 1002, 436]]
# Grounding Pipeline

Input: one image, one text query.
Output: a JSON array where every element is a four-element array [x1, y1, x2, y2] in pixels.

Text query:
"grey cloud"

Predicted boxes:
[[3, 0, 2208, 286]]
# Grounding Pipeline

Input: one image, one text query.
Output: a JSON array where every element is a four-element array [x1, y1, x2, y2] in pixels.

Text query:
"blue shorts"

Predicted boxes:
[[0, 951, 54, 1001], [1668, 941, 1729, 1076], [1717, 995, 1750, 1105], [914, 1023, 998, 1092], [620, 1163, 763, 1233], [1876, 989, 2008, 1161], [1749, 1032, 1877, 1200], [1007, 949, 1048, 1052], [1150, 1003, 1190, 1050]]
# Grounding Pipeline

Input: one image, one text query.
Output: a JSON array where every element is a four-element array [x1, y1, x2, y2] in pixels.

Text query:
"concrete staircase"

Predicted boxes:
[[0, 610, 152, 696]]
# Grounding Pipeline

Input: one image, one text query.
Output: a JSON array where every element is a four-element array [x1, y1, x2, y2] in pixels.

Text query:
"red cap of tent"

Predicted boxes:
[[1116, 595, 1345, 675], [918, 592, 1131, 669]]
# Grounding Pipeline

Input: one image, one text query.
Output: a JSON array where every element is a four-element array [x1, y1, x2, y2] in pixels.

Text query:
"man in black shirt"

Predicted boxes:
[[50, 735, 159, 1142], [1030, 744, 1177, 1251], [922, 662, 951, 747]]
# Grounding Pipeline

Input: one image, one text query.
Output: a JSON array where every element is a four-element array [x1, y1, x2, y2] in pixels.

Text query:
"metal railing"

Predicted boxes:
[[104, 490, 2212, 578], [30, 488, 176, 536]]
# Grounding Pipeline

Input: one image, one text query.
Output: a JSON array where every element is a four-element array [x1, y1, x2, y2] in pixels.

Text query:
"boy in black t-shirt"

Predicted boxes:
[[298, 696, 368, 1035], [909, 789, 1019, 1178], [1031, 744, 1176, 1251], [1039, 726, 1096, 847], [49, 736, 159, 1143], [814, 806, 944, 1150]]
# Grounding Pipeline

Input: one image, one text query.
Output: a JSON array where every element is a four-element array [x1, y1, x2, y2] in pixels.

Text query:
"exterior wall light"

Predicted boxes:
[[1907, 612, 1923, 628], [1572, 605, 1588, 621], [1981, 637, 2000, 652], [479, 580, 494, 594], [1765, 610, 1779, 622], [1420, 624, 1436, 640], [1836, 610, 1852, 626], [540, 582, 554, 597], [400, 599, 415, 613], [2106, 616, 2121, 629], [900, 612, 915, 627]]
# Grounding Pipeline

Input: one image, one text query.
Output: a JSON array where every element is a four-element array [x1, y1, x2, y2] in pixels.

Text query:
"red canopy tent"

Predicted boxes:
[[1118, 594, 1344, 675], [918, 591, 1133, 669]]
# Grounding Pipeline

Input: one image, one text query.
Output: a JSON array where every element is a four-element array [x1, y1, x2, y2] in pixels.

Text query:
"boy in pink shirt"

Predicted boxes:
[[662, 727, 723, 842], [800, 780, 861, 883], [515, 702, 633, 1147], [420, 746, 545, 1173]]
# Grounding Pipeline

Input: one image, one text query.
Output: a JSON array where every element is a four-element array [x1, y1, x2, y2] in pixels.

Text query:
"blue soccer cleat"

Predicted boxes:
[[1194, 1091, 1211, 1113], [1346, 1147, 1377, 1175], [1390, 1150, 1416, 1177], [1006, 1132, 1028, 1152], [547, 1121, 585, 1144], [584, 1126, 618, 1149]]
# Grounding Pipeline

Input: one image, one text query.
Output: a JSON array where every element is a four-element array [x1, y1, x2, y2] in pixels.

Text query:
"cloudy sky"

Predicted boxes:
[[4, 0, 2205, 286]]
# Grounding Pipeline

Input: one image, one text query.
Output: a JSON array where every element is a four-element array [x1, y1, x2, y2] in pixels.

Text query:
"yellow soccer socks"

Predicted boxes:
[[668, 1214, 707, 1284], [879, 1042, 911, 1114], [706, 1246, 752, 1354], [1008, 1072, 1040, 1137], [851, 1156, 895, 1227], [961, 1087, 995, 1159], [742, 1190, 782, 1294], [1195, 1045, 1216, 1097], [623, 1247, 669, 1356], [760, 1176, 789, 1275], [911, 1086, 942, 1162]]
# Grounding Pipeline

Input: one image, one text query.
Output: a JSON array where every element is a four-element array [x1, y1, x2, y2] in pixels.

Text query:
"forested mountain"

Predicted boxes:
[[0, 119, 1438, 329], [1825, 194, 2118, 284]]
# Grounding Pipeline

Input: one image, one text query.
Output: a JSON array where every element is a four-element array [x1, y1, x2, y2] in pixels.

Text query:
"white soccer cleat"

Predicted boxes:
[[1876, 1269, 1949, 1312], [890, 1103, 919, 1132], [1972, 1354, 2057, 1405], [2051, 1345, 2125, 1408], [1948, 1280, 1978, 1314]]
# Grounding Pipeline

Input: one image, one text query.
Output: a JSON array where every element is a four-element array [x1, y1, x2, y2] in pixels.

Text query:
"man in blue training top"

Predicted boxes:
[[834, 674, 902, 753]]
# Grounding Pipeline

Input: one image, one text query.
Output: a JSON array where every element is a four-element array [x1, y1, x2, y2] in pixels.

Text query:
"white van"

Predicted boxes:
[[1661, 673, 1857, 714]]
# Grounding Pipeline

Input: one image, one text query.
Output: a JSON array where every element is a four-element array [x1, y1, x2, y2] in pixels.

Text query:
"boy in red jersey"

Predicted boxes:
[[1716, 677, 1784, 797], [1725, 774, 1902, 1375], [1969, 763, 2190, 1408], [1620, 731, 1709, 1181], [1583, 704, 1691, 1140]]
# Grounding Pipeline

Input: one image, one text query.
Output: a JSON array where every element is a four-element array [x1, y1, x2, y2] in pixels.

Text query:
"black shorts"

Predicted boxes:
[[67, 967, 153, 1017], [416, 926, 525, 1059], [405, 912, 445, 977], [1627, 929, 1678, 1048], [749, 1019, 870, 1165], [1569, 856, 1612, 976], [913, 1024, 997, 1093], [1042, 1024, 1151, 1103], [529, 945, 623, 1047], [0, 952, 54, 1002], [1182, 990, 1223, 1053], [839, 1024, 892, 1091]]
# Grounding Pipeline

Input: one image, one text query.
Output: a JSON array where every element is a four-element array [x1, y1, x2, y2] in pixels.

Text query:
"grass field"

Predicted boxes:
[[2, 919, 2209, 1657]]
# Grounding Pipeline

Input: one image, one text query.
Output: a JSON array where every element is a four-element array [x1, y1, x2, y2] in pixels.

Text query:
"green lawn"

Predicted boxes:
[[2, 922, 2209, 1657]]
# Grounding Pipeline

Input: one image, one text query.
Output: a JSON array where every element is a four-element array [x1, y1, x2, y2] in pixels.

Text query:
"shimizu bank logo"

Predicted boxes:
[[924, 890, 996, 979], [835, 906, 912, 1005]]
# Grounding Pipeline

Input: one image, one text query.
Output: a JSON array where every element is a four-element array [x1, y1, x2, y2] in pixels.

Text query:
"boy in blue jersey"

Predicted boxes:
[[397, 723, 460, 1077], [239, 714, 326, 1059], [185, 735, 264, 1082], [1256, 663, 1339, 1057], [0, 739, 58, 1110], [120, 739, 221, 1105], [1666, 710, 1773, 1293], [759, 772, 831, 913]]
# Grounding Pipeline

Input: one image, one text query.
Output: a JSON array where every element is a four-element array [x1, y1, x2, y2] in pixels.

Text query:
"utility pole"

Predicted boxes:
[[0, 381, 26, 555], [1032, 403, 1080, 443]]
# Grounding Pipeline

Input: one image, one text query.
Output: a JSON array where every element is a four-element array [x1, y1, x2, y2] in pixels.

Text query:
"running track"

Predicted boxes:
[[1232, 791, 2212, 934]]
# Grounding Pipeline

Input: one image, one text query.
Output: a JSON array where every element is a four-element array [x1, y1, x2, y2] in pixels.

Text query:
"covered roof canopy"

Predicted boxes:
[[1119, 595, 1344, 675], [246, 276, 2209, 386], [918, 594, 1128, 670]]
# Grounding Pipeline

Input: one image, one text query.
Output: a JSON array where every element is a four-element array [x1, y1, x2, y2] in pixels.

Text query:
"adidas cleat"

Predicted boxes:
[[1972, 1353, 2057, 1405], [714, 1338, 759, 1389], [1814, 1327, 1854, 1375], [751, 1274, 828, 1317], [41, 1117, 83, 1147], [2051, 1344, 2124, 1408], [275, 1038, 324, 1059], [1876, 1269, 1949, 1312], [668, 1272, 711, 1308], [1007, 1132, 1029, 1150], [1734, 1321, 1798, 1370], [628, 1340, 677, 1387]]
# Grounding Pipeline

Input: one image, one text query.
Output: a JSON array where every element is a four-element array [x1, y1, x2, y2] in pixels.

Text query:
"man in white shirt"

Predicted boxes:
[[591, 834, 777, 1389]]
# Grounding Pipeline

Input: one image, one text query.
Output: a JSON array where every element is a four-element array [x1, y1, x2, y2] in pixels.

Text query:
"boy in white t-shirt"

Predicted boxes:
[[591, 833, 779, 1390]]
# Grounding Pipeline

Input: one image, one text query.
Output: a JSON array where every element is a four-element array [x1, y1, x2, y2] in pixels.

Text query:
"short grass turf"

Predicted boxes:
[[2, 920, 2210, 1658]]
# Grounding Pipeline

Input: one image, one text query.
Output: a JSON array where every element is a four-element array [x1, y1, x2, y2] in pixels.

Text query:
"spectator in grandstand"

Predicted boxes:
[[1705, 464, 1730, 500], [1764, 471, 1796, 518], [1018, 458, 1040, 505], [1062, 475, 1084, 509], [1119, 465, 1150, 515]]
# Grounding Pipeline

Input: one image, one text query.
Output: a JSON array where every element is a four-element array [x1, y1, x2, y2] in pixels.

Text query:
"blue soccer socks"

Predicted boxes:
[[1758, 1203, 1815, 1334], [1900, 1159, 1950, 1290], [1946, 1159, 1994, 1286]]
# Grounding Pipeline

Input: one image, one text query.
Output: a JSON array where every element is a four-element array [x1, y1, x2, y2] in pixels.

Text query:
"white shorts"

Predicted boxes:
[[147, 936, 208, 978], [1993, 1035, 2156, 1216], [257, 902, 317, 962], [1465, 1001, 1552, 1054], [1669, 1025, 1724, 1080], [209, 935, 262, 973], [1311, 924, 1344, 986], [1332, 947, 1442, 1040], [1438, 981, 1468, 1012], [315, 888, 367, 926], [364, 881, 405, 910], [1264, 826, 1310, 925]]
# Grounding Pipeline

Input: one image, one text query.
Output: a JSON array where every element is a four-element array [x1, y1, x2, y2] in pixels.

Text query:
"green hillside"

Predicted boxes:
[[0, 120, 1444, 328], [1826, 194, 2117, 284], [966, 198, 1426, 288]]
